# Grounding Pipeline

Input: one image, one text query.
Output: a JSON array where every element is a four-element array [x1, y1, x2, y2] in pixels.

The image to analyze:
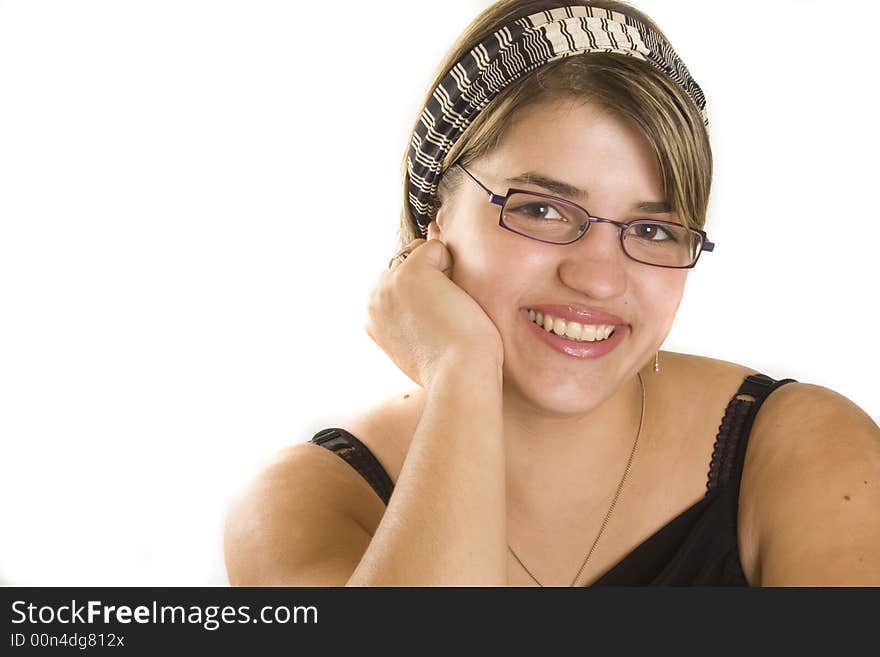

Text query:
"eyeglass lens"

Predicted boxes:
[[501, 192, 702, 268]]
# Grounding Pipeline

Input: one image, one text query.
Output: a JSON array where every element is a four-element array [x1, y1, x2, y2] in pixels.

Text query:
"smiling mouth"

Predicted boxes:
[[526, 308, 616, 343]]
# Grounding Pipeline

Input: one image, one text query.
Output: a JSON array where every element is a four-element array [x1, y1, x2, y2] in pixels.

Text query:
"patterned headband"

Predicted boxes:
[[406, 4, 708, 235]]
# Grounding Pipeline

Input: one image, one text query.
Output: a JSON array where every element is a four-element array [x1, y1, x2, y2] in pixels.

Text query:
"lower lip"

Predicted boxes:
[[520, 309, 628, 359]]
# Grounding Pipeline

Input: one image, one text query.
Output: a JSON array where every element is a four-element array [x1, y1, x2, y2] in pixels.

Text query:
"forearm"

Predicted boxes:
[[346, 355, 507, 586]]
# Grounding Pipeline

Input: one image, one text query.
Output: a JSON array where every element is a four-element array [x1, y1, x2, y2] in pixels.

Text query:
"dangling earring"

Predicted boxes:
[[654, 351, 660, 373]]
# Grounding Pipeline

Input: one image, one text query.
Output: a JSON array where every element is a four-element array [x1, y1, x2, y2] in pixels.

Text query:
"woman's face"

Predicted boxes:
[[432, 98, 690, 416]]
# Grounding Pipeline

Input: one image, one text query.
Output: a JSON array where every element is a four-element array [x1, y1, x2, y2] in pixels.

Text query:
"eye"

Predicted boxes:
[[507, 200, 568, 222], [631, 222, 678, 242]]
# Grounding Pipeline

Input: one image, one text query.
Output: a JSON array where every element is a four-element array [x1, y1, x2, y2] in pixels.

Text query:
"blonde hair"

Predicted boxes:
[[397, 0, 712, 250]]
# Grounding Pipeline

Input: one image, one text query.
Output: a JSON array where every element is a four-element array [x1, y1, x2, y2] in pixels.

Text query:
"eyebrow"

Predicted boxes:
[[505, 171, 674, 214]]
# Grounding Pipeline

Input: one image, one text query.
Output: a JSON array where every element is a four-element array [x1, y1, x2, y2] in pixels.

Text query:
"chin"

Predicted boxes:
[[501, 364, 615, 417]]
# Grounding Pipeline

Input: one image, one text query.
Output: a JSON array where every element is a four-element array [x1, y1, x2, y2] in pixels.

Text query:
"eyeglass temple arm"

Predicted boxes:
[[455, 164, 506, 206], [702, 239, 715, 252]]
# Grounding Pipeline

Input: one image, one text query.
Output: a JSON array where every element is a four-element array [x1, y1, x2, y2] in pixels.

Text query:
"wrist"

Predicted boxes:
[[426, 348, 504, 393]]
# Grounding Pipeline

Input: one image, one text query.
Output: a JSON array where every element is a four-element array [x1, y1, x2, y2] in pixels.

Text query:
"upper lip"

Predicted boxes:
[[525, 304, 627, 326]]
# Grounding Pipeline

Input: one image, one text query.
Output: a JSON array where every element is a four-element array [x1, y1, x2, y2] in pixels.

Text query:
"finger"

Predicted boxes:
[[385, 241, 415, 270], [410, 238, 452, 275], [387, 238, 426, 269], [427, 220, 441, 241]]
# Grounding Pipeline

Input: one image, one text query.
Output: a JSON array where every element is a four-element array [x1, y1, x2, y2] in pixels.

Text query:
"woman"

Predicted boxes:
[[224, 0, 880, 586]]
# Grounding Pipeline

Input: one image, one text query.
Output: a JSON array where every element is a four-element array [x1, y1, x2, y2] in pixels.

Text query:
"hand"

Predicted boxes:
[[365, 225, 504, 389]]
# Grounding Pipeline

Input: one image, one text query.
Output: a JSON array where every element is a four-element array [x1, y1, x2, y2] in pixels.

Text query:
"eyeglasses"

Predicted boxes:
[[455, 164, 715, 269]]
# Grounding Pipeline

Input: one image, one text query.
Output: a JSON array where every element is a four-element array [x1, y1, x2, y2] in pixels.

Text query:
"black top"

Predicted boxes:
[[310, 373, 797, 586]]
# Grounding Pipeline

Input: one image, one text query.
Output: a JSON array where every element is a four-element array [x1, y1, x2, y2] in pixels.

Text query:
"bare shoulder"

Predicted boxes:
[[223, 440, 384, 586], [651, 350, 760, 424], [659, 349, 759, 383], [745, 379, 880, 479], [223, 387, 426, 586], [337, 385, 427, 486], [740, 379, 880, 584]]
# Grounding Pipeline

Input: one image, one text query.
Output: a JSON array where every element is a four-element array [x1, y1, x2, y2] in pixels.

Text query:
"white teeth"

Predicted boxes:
[[526, 309, 616, 343], [564, 321, 581, 340]]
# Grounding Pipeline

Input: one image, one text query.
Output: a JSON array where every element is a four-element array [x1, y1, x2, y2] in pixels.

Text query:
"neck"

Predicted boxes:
[[502, 364, 650, 512]]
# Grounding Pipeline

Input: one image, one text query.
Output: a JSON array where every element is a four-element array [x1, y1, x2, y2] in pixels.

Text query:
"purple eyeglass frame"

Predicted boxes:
[[455, 164, 715, 269]]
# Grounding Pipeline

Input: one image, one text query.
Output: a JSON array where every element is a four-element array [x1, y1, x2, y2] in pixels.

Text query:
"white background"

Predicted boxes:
[[1, 0, 877, 585]]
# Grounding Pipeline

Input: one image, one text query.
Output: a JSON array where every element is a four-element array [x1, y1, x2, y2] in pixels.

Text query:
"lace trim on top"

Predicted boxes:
[[705, 397, 754, 495]]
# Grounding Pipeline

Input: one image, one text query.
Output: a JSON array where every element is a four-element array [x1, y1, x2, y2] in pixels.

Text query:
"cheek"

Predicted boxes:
[[445, 223, 532, 319], [635, 272, 687, 327]]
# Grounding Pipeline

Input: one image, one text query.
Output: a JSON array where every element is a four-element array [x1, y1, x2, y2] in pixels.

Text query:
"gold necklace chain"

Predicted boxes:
[[507, 372, 646, 587]]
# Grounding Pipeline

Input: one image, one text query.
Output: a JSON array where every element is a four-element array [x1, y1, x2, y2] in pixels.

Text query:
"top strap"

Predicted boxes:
[[310, 428, 395, 505], [706, 373, 798, 498]]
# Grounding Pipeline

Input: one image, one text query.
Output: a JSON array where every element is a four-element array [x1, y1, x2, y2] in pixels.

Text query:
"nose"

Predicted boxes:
[[557, 222, 628, 300]]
